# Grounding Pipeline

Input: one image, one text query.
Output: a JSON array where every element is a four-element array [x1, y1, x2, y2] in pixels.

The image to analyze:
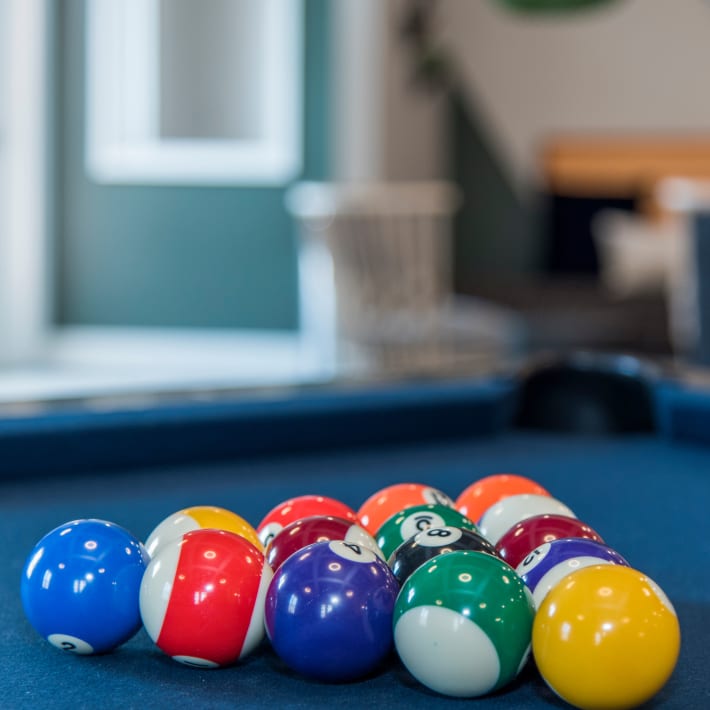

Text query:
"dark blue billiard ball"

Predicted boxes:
[[264, 539, 399, 682], [21, 519, 149, 654]]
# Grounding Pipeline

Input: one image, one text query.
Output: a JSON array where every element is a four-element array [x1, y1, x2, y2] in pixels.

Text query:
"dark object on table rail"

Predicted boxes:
[[515, 353, 658, 434]]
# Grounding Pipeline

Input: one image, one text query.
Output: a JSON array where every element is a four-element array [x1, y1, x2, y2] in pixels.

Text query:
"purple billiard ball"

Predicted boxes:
[[264, 539, 399, 682], [516, 537, 629, 608]]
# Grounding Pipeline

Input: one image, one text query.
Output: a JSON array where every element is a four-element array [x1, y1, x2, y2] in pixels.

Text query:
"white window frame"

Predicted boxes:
[[0, 0, 388, 401], [85, 0, 303, 186], [0, 0, 50, 367]]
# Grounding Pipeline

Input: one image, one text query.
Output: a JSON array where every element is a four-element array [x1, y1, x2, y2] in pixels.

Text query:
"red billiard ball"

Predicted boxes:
[[257, 495, 359, 547], [495, 514, 604, 569], [266, 515, 383, 572], [358, 483, 455, 535], [139, 529, 272, 668]]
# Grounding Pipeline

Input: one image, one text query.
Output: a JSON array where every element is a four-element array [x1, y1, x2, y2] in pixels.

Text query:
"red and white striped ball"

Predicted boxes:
[[139, 528, 272, 668]]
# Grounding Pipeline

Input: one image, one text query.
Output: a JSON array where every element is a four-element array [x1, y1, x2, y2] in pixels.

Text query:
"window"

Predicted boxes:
[[86, 0, 302, 185], [0, 0, 333, 402], [0, 0, 49, 367]]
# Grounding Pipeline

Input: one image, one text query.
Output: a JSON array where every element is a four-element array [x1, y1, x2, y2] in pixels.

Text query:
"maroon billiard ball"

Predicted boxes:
[[266, 515, 383, 572], [495, 513, 604, 569]]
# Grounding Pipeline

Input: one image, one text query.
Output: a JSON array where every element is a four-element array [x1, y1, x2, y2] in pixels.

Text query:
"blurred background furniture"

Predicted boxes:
[[457, 136, 710, 361], [287, 181, 525, 376]]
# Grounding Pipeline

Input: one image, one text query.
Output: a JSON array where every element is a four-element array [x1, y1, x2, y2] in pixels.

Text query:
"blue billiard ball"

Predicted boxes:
[[21, 519, 149, 654], [264, 540, 399, 682]]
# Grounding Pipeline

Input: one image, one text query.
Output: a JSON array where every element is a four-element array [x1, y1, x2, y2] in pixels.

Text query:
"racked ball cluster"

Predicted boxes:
[[20, 478, 680, 709], [456, 474, 681, 709]]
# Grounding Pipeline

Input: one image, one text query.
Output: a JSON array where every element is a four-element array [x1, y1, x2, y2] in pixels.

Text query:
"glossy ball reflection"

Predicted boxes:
[[388, 525, 497, 586], [358, 483, 455, 535], [257, 495, 359, 548], [495, 513, 604, 569], [479, 493, 576, 545], [455, 473, 550, 524], [533, 565, 681, 710], [516, 537, 629, 609], [266, 515, 383, 572], [264, 539, 399, 682], [21, 518, 149, 654], [393, 550, 535, 697], [144, 505, 263, 558], [375, 503, 479, 560], [140, 529, 272, 668]]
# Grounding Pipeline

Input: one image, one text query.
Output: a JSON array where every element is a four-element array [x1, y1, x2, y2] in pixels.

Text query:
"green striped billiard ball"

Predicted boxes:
[[393, 550, 535, 697], [375, 503, 479, 560]]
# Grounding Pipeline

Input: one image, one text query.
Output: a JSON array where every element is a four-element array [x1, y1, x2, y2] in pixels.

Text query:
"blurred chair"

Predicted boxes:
[[286, 181, 524, 376], [654, 177, 710, 365], [592, 176, 710, 364]]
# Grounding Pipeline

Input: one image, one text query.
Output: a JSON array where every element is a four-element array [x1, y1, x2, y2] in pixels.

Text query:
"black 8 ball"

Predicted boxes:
[[388, 526, 499, 586]]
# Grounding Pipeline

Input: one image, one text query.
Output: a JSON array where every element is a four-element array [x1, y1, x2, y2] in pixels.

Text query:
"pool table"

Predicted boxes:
[[2, 354, 709, 708]]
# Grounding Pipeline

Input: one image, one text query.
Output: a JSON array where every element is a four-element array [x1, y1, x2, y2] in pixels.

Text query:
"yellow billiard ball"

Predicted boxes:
[[532, 564, 680, 710]]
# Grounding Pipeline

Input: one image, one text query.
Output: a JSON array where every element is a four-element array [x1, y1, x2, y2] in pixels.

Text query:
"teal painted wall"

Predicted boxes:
[[54, 0, 329, 330]]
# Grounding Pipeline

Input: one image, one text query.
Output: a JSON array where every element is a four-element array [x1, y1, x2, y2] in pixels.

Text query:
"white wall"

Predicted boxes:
[[440, 0, 710, 188], [334, 0, 710, 190], [330, 0, 448, 182], [380, 0, 449, 181], [0, 0, 6, 225]]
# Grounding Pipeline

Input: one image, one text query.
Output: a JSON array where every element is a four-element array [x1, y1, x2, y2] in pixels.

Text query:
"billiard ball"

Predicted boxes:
[[393, 550, 535, 697], [144, 505, 262, 557], [265, 514, 383, 572], [358, 482, 455, 535], [264, 539, 399, 682], [495, 513, 604, 569], [375, 503, 479, 560], [533, 565, 680, 709], [455, 473, 550, 524], [139, 528, 272, 668], [257, 494, 359, 547], [515, 537, 629, 608], [388, 525, 498, 586], [478, 493, 576, 544], [20, 519, 149, 655]]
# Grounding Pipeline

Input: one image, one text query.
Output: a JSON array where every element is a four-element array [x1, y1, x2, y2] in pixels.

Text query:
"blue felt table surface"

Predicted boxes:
[[2, 430, 708, 709]]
